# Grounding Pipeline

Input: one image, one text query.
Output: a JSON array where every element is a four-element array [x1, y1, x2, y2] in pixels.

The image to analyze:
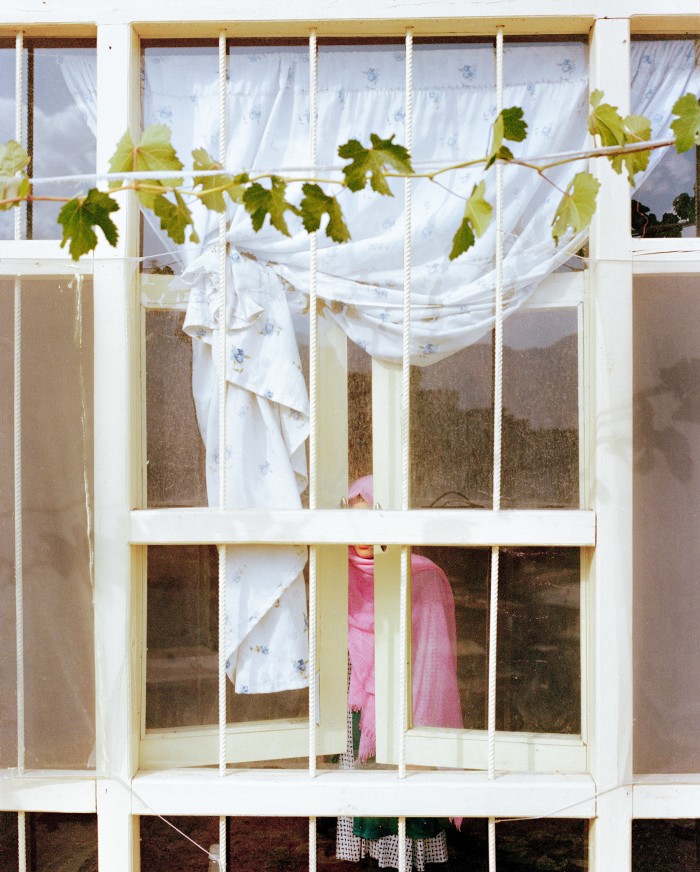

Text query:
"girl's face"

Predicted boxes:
[[349, 495, 373, 558]]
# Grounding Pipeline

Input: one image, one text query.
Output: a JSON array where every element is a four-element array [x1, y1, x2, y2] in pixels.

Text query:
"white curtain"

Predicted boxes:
[[58, 40, 700, 695]]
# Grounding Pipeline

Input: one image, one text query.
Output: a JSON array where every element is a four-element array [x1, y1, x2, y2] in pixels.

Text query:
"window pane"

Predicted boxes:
[[411, 308, 580, 509], [28, 813, 97, 872], [633, 820, 700, 871], [146, 545, 308, 732], [141, 816, 219, 872], [1, 278, 95, 770], [0, 814, 18, 870], [146, 310, 207, 507], [0, 42, 96, 241], [632, 39, 699, 239], [0, 46, 15, 240], [634, 275, 700, 773], [419, 547, 581, 735], [0, 283, 17, 767]]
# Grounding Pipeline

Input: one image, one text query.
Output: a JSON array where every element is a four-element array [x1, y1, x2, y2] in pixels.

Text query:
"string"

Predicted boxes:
[[488, 26, 505, 872]]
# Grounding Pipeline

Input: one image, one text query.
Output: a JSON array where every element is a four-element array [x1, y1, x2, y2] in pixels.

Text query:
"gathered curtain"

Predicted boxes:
[[58, 39, 699, 694]]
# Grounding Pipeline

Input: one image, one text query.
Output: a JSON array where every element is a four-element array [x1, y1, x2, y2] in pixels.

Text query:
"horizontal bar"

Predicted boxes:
[[0, 775, 97, 812], [129, 769, 596, 818], [405, 728, 587, 774], [130, 508, 595, 547], [140, 719, 344, 769], [632, 777, 700, 818]]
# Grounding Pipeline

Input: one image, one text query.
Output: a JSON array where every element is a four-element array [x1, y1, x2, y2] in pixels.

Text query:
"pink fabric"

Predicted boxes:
[[348, 474, 375, 508], [346, 475, 463, 760]]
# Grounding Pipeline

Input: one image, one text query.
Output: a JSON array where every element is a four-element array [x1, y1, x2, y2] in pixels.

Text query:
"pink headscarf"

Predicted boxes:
[[347, 476, 464, 761]]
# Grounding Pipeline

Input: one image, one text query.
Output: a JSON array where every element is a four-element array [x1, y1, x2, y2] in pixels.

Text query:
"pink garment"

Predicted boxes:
[[347, 473, 464, 760]]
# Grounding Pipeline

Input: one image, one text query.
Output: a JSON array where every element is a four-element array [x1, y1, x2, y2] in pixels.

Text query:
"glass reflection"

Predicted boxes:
[[411, 308, 579, 509], [633, 820, 700, 872], [0, 279, 95, 769], [146, 545, 308, 731], [0, 43, 96, 241], [633, 275, 700, 773], [420, 546, 580, 734]]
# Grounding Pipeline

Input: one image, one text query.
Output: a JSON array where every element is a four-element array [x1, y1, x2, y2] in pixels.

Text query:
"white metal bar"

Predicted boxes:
[[308, 27, 319, 791], [128, 770, 597, 818], [217, 27, 228, 872], [130, 507, 596, 546]]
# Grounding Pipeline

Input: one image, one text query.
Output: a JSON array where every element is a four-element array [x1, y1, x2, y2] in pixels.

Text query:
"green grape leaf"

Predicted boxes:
[[671, 93, 700, 153], [588, 91, 626, 147], [108, 124, 184, 198], [338, 133, 413, 195], [449, 215, 475, 261], [464, 181, 493, 237], [0, 139, 30, 209], [152, 190, 197, 245], [551, 171, 600, 244], [299, 183, 351, 243], [192, 148, 231, 212], [0, 139, 30, 176], [58, 188, 119, 260], [610, 114, 652, 183], [487, 108, 525, 167], [501, 106, 528, 143], [0, 174, 29, 210], [243, 176, 299, 236]]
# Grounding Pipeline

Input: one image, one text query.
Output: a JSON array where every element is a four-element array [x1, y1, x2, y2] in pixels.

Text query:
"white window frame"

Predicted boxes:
[[2, 6, 700, 872]]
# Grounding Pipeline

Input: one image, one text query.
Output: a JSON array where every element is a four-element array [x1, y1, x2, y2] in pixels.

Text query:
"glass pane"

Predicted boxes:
[[146, 310, 207, 507], [146, 545, 308, 732], [0, 43, 96, 241], [29, 44, 97, 240], [28, 813, 97, 871], [633, 275, 700, 773], [1, 279, 95, 770], [0, 47, 15, 240], [632, 39, 699, 239], [633, 820, 700, 871], [411, 308, 579, 509], [0, 282, 17, 767], [0, 813, 18, 870], [140, 816, 218, 872], [418, 547, 581, 734], [141, 43, 218, 273]]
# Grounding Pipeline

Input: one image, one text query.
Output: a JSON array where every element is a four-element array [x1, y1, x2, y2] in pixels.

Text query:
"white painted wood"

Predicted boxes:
[[130, 507, 596, 545], [0, 777, 97, 812], [590, 788, 632, 872], [129, 769, 596, 817], [0, 1, 697, 32], [0, 243, 93, 273], [97, 781, 140, 872], [588, 17, 635, 872], [633, 779, 700, 818], [404, 729, 587, 774], [92, 26, 142, 872], [140, 719, 344, 769]]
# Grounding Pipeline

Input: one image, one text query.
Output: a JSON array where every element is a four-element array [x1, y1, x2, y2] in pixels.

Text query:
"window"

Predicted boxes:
[[4, 8, 700, 872]]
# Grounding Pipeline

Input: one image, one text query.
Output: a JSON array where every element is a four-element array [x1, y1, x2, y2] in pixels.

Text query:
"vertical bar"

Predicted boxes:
[[308, 24, 319, 777], [488, 24, 505, 872], [217, 28, 229, 872], [14, 28, 25, 789], [25, 44, 33, 240], [308, 28, 319, 872], [397, 27, 414, 872]]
